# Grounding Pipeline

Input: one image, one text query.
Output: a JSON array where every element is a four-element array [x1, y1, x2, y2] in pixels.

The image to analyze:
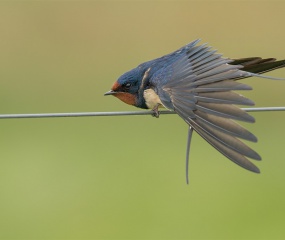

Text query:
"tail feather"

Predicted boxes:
[[231, 57, 285, 74]]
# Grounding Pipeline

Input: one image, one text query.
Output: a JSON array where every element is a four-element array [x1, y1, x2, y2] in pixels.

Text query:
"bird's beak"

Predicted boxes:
[[104, 90, 116, 96]]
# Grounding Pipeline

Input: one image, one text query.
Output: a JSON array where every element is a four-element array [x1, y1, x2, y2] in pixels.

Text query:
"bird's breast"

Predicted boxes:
[[143, 89, 164, 109]]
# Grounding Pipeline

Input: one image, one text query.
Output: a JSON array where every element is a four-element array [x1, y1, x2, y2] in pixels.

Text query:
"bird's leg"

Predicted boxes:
[[151, 104, 161, 118]]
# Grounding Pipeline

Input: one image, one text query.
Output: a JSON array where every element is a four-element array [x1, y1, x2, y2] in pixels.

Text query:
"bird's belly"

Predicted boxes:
[[143, 89, 164, 109]]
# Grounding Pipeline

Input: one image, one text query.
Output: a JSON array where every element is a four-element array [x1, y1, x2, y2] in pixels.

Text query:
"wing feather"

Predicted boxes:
[[150, 40, 262, 172], [188, 120, 260, 173], [148, 40, 285, 172], [187, 43, 209, 59], [196, 102, 255, 122], [193, 118, 261, 160], [195, 80, 252, 92], [190, 49, 217, 65], [194, 110, 257, 142], [174, 107, 260, 172], [195, 92, 254, 105]]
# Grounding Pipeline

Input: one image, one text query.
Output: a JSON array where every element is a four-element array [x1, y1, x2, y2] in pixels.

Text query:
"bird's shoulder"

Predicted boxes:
[[137, 40, 201, 83]]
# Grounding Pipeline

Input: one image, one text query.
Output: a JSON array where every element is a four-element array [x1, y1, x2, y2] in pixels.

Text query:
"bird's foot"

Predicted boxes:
[[151, 104, 160, 118]]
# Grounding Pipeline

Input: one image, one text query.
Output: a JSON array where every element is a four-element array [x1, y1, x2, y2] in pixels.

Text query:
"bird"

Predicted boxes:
[[104, 39, 285, 183]]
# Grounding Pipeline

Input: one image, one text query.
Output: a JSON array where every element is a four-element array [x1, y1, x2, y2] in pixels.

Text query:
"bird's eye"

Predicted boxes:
[[125, 83, 131, 89]]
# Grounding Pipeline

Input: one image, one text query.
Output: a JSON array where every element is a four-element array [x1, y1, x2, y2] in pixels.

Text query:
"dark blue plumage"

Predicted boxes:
[[105, 39, 285, 178], [110, 40, 201, 109]]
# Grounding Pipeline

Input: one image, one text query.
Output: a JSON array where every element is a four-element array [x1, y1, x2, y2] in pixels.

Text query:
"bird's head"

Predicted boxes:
[[104, 67, 147, 108]]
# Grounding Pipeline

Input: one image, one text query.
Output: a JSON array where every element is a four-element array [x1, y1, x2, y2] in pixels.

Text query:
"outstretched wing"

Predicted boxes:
[[150, 40, 264, 172]]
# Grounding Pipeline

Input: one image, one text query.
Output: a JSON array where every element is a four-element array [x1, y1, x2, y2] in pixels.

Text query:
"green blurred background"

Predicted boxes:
[[0, 1, 285, 239]]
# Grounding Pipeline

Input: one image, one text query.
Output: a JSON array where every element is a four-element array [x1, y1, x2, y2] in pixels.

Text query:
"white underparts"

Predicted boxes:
[[143, 89, 164, 109]]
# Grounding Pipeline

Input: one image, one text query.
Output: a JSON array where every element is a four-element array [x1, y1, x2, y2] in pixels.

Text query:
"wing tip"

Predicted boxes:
[[251, 165, 261, 173]]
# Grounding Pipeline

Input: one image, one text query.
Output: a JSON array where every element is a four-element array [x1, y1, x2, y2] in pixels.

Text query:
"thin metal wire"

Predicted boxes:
[[0, 107, 284, 119]]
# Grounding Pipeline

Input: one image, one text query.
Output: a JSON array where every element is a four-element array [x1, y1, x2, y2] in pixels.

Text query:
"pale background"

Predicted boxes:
[[0, 1, 285, 239]]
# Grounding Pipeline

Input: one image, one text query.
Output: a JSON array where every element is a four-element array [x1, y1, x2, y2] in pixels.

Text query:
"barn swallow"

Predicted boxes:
[[105, 39, 285, 183]]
